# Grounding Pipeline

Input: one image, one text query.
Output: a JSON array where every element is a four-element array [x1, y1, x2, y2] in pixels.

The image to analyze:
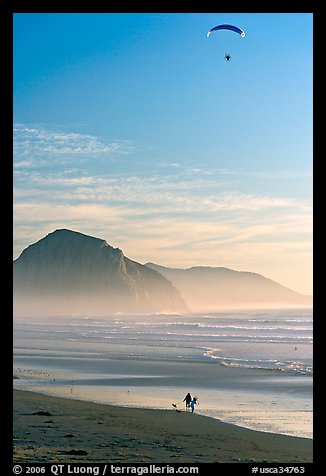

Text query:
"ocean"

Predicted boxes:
[[13, 308, 313, 439]]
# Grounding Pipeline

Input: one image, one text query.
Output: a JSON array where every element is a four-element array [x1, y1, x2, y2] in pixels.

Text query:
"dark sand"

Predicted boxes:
[[13, 389, 312, 463]]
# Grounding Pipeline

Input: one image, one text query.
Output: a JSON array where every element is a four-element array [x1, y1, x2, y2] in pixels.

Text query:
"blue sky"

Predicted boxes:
[[13, 13, 313, 295]]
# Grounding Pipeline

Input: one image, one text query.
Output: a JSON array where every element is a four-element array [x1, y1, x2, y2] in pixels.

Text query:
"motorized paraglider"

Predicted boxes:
[[207, 24, 245, 60]]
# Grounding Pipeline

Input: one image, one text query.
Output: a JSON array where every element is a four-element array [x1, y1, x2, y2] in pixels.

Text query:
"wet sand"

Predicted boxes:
[[13, 389, 313, 463]]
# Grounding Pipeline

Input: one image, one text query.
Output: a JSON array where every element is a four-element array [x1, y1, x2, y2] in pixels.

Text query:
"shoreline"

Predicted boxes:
[[13, 377, 313, 440], [13, 389, 313, 463], [13, 353, 313, 440]]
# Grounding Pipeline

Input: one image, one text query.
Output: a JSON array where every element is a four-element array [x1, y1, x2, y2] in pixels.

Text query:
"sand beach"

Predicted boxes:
[[13, 389, 312, 464]]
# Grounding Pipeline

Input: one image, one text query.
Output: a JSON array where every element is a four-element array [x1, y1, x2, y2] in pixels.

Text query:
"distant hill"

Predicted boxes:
[[13, 229, 188, 316], [146, 263, 312, 311]]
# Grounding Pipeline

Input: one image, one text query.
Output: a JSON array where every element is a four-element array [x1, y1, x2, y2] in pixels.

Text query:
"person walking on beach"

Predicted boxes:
[[183, 392, 192, 410], [190, 396, 198, 413]]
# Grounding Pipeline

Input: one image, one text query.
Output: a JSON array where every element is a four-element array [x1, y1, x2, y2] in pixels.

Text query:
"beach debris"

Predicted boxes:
[[32, 411, 52, 416], [63, 449, 88, 455]]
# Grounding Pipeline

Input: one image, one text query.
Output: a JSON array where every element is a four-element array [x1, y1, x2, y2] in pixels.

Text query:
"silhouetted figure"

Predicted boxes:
[[183, 392, 192, 410]]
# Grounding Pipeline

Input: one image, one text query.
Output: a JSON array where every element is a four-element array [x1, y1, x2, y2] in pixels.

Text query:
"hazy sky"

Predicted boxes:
[[13, 13, 313, 295]]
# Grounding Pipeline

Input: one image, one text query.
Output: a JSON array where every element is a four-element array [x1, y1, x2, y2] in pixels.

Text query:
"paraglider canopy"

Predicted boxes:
[[207, 24, 245, 38]]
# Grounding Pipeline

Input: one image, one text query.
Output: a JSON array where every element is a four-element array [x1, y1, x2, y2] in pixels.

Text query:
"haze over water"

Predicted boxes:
[[13, 308, 313, 439]]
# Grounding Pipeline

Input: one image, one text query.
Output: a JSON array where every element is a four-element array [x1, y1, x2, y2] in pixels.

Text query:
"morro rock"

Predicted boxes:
[[13, 229, 188, 316]]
